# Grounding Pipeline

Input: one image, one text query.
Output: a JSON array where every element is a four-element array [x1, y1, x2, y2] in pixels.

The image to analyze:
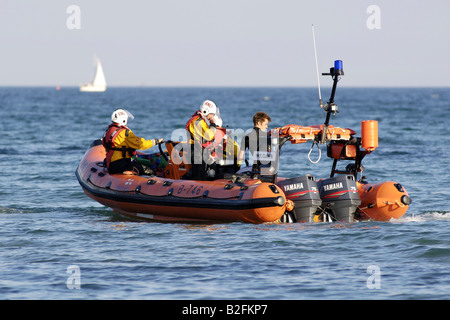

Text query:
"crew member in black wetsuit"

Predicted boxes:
[[237, 111, 272, 175]]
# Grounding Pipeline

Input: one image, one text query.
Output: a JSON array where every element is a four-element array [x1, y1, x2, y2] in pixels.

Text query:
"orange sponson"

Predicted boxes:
[[76, 141, 286, 224], [357, 181, 410, 221], [361, 120, 378, 152]]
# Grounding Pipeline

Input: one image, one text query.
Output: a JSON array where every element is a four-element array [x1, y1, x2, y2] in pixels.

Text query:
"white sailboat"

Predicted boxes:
[[80, 55, 107, 92]]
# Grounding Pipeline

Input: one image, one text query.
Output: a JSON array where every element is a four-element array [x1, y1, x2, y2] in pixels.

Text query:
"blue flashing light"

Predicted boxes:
[[334, 60, 343, 72]]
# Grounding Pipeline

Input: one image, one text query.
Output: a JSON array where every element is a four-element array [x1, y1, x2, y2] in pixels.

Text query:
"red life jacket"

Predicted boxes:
[[102, 123, 136, 168]]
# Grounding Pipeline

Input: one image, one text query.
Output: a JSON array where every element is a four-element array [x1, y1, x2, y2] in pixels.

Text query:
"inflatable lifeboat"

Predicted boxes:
[[76, 121, 410, 224], [76, 59, 411, 224]]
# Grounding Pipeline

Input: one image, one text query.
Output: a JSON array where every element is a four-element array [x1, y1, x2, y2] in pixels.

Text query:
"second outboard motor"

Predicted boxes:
[[317, 175, 361, 222], [277, 175, 322, 222]]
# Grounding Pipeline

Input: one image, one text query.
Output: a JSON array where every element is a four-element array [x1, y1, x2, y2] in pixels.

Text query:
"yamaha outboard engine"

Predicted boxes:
[[317, 175, 361, 222], [277, 175, 322, 222]]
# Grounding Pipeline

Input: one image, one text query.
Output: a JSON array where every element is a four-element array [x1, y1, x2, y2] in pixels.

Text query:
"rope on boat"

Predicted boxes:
[[308, 141, 321, 164]]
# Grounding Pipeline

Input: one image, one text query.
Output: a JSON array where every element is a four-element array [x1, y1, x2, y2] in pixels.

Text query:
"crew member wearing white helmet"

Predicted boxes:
[[186, 100, 221, 143], [102, 109, 164, 175], [184, 100, 223, 179]]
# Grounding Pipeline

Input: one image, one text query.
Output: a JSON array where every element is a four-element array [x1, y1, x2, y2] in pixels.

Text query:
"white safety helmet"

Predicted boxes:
[[111, 108, 134, 126], [199, 100, 217, 117]]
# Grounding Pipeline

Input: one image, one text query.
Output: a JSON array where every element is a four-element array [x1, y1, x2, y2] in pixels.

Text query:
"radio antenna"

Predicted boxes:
[[311, 24, 323, 108]]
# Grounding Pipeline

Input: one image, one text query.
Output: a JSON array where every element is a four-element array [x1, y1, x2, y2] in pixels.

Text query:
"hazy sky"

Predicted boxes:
[[0, 0, 449, 87]]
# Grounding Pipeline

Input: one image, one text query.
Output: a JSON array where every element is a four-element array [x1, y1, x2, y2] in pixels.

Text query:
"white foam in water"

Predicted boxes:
[[392, 211, 450, 223]]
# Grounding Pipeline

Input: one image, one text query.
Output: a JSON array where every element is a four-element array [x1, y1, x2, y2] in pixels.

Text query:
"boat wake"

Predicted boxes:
[[393, 211, 450, 222]]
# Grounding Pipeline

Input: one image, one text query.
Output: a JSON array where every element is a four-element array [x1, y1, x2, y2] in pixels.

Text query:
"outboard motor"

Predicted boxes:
[[317, 175, 361, 222], [277, 175, 322, 222]]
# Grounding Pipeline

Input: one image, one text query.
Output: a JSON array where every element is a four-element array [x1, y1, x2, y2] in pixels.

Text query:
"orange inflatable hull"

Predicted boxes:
[[76, 140, 410, 224], [356, 181, 411, 221], [76, 142, 286, 224]]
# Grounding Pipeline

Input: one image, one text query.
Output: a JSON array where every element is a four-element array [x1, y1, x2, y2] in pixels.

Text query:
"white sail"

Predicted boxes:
[[92, 59, 106, 87], [80, 55, 107, 92]]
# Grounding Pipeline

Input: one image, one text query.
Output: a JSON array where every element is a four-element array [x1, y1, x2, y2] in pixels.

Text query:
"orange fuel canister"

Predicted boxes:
[[361, 120, 378, 151]]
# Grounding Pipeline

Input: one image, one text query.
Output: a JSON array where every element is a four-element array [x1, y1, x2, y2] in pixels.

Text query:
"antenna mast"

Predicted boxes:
[[312, 24, 322, 108]]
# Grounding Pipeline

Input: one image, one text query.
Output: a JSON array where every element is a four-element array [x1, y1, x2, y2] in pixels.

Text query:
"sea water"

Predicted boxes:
[[0, 87, 449, 300]]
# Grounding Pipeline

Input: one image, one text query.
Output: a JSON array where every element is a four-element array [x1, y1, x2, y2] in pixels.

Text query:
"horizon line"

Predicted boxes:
[[0, 84, 449, 89]]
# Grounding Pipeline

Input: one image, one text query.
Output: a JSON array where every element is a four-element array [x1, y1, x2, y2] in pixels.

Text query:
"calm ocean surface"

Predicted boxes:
[[0, 86, 449, 301]]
